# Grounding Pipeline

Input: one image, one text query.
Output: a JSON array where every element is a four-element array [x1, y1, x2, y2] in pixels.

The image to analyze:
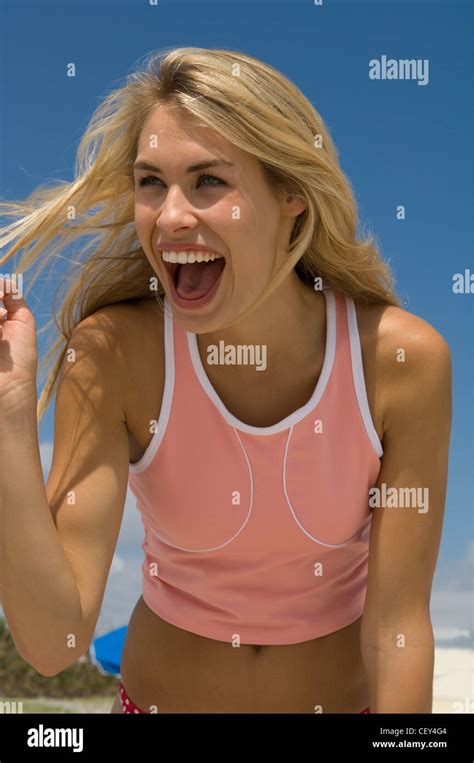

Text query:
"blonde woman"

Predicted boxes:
[[0, 47, 451, 714]]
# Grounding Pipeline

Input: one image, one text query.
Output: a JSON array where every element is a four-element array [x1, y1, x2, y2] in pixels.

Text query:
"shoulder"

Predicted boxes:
[[71, 297, 163, 356], [353, 298, 452, 436], [354, 297, 451, 364], [65, 296, 164, 397], [76, 296, 162, 332]]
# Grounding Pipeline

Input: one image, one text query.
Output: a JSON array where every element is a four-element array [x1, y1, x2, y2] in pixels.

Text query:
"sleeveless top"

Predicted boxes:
[[128, 288, 383, 645]]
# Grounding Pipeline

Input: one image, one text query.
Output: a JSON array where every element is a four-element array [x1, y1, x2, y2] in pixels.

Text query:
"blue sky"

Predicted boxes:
[[0, 0, 472, 647]]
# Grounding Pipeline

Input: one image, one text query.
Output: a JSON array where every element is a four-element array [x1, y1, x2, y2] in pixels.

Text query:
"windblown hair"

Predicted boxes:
[[0, 46, 400, 422]]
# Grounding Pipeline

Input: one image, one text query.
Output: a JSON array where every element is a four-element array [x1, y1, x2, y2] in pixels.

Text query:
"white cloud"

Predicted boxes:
[[433, 648, 473, 711], [431, 591, 473, 647], [433, 540, 474, 592], [431, 541, 473, 648]]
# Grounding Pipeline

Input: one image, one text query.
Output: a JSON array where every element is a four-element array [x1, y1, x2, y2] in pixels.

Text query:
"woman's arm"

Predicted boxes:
[[0, 304, 131, 676], [360, 307, 452, 713]]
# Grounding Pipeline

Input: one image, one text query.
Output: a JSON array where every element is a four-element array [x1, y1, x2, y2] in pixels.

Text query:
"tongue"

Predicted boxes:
[[175, 259, 225, 300]]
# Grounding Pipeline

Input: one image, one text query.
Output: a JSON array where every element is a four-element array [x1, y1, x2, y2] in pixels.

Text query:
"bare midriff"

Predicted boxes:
[[118, 596, 369, 713]]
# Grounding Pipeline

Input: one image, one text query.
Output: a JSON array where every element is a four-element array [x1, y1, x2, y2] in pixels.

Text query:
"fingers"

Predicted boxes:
[[0, 275, 27, 318]]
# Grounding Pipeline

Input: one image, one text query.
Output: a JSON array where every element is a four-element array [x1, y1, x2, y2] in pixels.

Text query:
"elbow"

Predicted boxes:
[[33, 662, 63, 678], [7, 614, 94, 677], [26, 653, 86, 678], [16, 639, 92, 678], [14, 646, 61, 677], [360, 614, 435, 668], [17, 646, 69, 677]]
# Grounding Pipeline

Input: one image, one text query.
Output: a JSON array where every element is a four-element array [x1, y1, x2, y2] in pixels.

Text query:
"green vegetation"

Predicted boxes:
[[0, 617, 118, 712]]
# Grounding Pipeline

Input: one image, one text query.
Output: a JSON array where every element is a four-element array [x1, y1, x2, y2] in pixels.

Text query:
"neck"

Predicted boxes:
[[197, 272, 325, 376]]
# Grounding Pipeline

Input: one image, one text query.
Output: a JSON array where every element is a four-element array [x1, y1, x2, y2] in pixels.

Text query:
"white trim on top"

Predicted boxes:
[[344, 296, 384, 459], [282, 425, 373, 547], [186, 288, 336, 436], [138, 427, 255, 553], [128, 298, 175, 473]]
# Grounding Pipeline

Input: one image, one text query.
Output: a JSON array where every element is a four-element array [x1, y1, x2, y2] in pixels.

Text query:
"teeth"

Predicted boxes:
[[161, 250, 224, 264]]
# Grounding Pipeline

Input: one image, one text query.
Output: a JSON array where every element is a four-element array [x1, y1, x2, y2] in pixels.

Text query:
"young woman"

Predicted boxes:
[[0, 47, 451, 714]]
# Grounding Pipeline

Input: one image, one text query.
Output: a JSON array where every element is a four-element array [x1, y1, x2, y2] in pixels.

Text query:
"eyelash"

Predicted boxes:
[[137, 172, 225, 189]]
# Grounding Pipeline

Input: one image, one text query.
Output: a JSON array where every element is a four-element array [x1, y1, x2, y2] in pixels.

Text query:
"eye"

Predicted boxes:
[[195, 172, 226, 187], [136, 173, 226, 189], [137, 175, 162, 187]]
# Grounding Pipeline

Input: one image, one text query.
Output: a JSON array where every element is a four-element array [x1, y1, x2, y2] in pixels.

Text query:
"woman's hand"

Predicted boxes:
[[0, 276, 38, 413]]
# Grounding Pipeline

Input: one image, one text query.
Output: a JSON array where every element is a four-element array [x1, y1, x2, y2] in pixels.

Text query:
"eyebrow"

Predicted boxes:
[[132, 158, 236, 174]]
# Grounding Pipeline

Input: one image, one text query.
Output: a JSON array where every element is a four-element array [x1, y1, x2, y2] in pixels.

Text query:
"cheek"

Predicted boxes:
[[134, 204, 156, 243], [217, 198, 258, 244]]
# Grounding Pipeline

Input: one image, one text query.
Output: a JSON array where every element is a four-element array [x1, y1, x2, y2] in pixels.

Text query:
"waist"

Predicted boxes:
[[120, 596, 370, 713], [139, 539, 369, 644]]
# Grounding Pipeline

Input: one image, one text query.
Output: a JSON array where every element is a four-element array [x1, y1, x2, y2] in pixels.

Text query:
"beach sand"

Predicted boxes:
[[432, 647, 472, 713]]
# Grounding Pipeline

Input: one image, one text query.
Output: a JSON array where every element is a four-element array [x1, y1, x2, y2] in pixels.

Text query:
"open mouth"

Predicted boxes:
[[162, 256, 226, 301]]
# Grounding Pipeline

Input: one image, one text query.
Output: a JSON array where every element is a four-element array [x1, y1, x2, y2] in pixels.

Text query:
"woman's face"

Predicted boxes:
[[133, 102, 305, 332]]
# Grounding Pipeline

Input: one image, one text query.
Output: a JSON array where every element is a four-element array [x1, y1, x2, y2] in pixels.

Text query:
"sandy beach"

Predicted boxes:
[[432, 647, 472, 713]]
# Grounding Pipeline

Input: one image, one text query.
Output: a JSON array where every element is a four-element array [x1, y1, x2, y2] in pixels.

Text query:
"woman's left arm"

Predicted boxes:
[[360, 309, 452, 713]]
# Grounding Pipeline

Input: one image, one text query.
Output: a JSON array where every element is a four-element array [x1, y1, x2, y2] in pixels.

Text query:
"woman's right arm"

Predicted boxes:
[[0, 284, 131, 676]]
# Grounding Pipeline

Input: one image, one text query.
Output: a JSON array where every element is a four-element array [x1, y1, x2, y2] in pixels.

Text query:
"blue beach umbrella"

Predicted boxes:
[[89, 626, 127, 678]]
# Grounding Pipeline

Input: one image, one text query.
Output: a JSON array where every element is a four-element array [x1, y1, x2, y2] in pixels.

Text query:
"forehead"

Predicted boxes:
[[137, 102, 251, 170]]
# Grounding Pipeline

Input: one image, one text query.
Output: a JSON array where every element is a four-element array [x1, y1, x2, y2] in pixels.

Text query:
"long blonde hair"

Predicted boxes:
[[0, 46, 400, 423]]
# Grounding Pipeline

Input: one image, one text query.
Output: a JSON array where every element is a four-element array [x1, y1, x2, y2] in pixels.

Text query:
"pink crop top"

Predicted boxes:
[[128, 288, 383, 645]]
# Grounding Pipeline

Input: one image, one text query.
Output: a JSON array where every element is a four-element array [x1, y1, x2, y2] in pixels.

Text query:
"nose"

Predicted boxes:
[[155, 185, 198, 232]]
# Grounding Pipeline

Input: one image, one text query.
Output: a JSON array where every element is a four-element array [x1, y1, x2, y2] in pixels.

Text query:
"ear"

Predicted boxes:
[[280, 188, 307, 219]]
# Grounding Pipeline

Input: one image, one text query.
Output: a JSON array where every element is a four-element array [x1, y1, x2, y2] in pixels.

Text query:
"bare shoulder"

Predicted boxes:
[[89, 297, 165, 439], [69, 296, 164, 413], [354, 297, 452, 435], [355, 297, 451, 358], [74, 297, 163, 362], [77, 296, 162, 337]]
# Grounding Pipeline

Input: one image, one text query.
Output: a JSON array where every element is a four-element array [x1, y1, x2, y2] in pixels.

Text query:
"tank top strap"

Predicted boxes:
[[331, 288, 383, 459], [162, 294, 202, 397], [328, 287, 352, 377]]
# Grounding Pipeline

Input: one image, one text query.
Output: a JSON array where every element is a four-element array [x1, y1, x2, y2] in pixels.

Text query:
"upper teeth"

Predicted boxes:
[[161, 250, 224, 264]]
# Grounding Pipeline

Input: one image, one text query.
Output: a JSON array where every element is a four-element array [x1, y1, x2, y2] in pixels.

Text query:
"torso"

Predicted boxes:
[[113, 286, 389, 713]]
